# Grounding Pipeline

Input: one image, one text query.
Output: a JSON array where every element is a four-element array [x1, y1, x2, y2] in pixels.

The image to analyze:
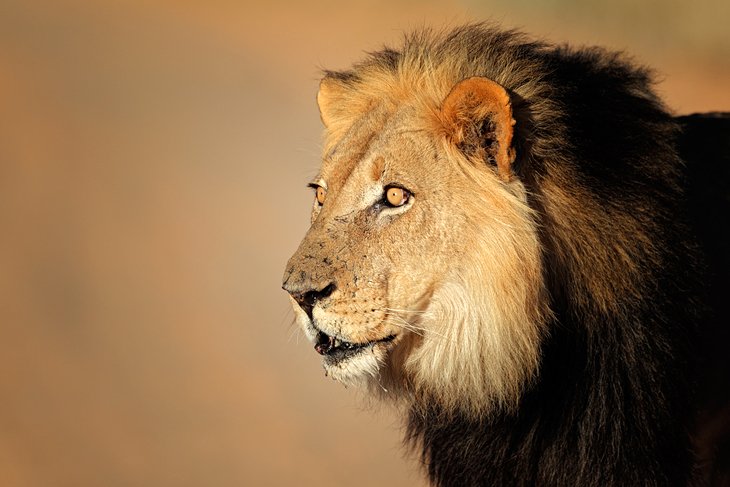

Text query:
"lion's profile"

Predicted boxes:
[[282, 24, 730, 486]]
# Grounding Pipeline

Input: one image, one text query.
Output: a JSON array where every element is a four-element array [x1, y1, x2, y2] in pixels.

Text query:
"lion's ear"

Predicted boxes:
[[317, 74, 363, 129], [317, 76, 344, 128], [440, 77, 516, 181], [317, 73, 373, 143]]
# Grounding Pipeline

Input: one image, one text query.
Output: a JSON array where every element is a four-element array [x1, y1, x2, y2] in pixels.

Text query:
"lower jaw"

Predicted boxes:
[[322, 343, 376, 366], [314, 330, 397, 363], [319, 341, 394, 383]]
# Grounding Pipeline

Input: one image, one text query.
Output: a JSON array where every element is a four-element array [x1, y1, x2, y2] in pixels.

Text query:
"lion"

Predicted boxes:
[[282, 24, 730, 486]]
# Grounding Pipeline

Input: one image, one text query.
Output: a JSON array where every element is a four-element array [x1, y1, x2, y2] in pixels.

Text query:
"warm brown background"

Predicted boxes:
[[0, 1, 728, 486]]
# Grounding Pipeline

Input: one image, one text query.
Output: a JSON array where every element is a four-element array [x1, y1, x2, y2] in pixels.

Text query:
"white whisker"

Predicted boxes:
[[383, 307, 428, 314], [287, 323, 304, 344], [382, 313, 452, 342], [383, 319, 426, 337]]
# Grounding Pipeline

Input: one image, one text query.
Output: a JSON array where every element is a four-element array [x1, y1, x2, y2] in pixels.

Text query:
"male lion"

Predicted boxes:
[[282, 25, 730, 486]]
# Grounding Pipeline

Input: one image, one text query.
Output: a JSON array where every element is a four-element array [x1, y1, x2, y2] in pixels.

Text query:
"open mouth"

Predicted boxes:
[[314, 330, 396, 362]]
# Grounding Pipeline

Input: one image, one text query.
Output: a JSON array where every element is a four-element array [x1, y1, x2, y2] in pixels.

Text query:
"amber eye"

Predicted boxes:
[[315, 186, 327, 206], [384, 186, 410, 207]]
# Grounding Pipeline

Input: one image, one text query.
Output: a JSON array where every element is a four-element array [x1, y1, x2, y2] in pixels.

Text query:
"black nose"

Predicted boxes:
[[289, 283, 336, 320]]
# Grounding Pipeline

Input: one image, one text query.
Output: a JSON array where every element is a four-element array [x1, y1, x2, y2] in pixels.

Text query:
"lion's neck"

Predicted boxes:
[[406, 310, 696, 487]]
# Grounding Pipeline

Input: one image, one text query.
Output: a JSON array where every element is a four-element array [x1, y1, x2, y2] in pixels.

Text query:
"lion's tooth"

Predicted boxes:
[[334, 338, 342, 348]]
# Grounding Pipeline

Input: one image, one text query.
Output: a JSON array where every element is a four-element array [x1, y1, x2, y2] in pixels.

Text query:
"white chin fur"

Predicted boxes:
[[323, 346, 383, 386], [289, 296, 386, 386]]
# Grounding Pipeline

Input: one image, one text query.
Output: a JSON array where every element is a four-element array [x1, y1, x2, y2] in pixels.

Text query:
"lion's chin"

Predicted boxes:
[[313, 330, 396, 385]]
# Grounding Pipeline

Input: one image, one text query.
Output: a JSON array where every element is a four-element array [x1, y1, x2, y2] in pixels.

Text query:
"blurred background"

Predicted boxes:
[[0, 0, 728, 485]]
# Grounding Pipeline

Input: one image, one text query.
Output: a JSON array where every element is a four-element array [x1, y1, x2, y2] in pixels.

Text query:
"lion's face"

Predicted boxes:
[[284, 76, 549, 415], [284, 108, 462, 383]]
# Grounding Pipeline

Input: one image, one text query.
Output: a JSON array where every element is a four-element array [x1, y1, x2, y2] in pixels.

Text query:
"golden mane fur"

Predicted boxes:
[[284, 24, 730, 486]]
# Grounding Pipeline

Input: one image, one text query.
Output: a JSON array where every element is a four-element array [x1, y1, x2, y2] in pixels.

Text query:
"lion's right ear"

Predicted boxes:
[[440, 77, 516, 181], [317, 76, 346, 129], [316, 73, 372, 135]]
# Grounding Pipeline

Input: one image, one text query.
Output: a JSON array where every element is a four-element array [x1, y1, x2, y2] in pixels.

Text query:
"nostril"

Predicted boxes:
[[300, 290, 318, 308], [319, 283, 336, 299], [291, 283, 336, 320]]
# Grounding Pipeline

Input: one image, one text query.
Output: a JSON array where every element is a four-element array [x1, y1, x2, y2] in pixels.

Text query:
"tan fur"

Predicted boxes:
[[284, 40, 552, 416]]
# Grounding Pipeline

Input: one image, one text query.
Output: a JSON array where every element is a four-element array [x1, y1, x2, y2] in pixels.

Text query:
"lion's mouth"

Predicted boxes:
[[314, 330, 396, 361]]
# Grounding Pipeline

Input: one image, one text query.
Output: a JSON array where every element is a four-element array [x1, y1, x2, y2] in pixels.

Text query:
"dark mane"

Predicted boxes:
[[347, 24, 715, 486], [313, 24, 729, 486]]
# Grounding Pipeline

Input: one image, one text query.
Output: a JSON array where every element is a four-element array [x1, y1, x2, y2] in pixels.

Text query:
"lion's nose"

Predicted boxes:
[[285, 283, 336, 320]]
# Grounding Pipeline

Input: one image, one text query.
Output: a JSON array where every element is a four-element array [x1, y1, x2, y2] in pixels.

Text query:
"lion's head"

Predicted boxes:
[[283, 31, 554, 416]]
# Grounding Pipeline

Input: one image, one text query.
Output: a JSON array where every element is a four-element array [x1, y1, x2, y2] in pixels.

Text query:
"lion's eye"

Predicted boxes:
[[384, 186, 410, 207], [315, 186, 327, 206]]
